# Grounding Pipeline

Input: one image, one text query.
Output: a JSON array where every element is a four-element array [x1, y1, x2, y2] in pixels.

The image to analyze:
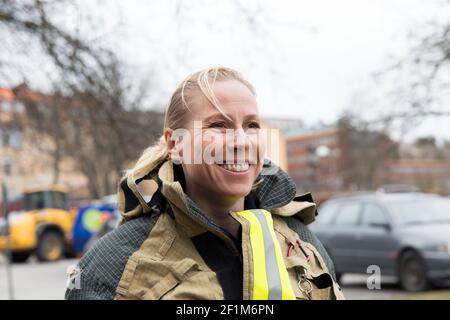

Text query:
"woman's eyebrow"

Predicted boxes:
[[203, 113, 260, 122], [203, 113, 229, 122], [243, 114, 261, 121]]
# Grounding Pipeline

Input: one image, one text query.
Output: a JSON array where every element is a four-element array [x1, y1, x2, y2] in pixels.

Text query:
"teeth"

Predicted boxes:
[[218, 163, 250, 172]]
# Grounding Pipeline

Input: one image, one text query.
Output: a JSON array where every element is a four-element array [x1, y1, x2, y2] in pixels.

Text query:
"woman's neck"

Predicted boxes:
[[187, 189, 244, 239]]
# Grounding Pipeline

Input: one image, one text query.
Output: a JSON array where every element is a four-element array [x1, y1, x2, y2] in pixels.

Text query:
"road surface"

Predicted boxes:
[[1, 255, 449, 300]]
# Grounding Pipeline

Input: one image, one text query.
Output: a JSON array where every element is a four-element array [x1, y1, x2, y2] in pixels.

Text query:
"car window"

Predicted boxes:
[[361, 203, 388, 226], [333, 202, 361, 226], [25, 192, 45, 210], [316, 202, 339, 224], [386, 196, 450, 226], [48, 191, 68, 209]]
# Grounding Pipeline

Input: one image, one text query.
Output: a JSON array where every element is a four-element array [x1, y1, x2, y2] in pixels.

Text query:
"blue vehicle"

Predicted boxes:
[[71, 204, 118, 256]]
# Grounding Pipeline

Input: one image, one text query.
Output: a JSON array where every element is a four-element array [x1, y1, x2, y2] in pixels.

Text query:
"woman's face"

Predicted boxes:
[[169, 80, 265, 202]]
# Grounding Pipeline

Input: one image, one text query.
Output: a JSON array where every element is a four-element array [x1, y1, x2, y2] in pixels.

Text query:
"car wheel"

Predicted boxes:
[[399, 250, 430, 292], [10, 251, 31, 263], [36, 230, 65, 262]]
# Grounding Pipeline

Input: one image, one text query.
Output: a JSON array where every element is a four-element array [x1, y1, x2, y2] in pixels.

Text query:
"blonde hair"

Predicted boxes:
[[124, 66, 256, 183]]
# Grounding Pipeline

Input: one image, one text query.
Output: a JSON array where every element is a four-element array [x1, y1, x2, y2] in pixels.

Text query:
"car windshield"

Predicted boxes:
[[386, 197, 450, 226], [25, 191, 67, 210]]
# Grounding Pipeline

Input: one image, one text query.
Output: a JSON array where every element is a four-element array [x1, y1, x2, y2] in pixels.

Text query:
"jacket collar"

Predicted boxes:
[[118, 159, 317, 230]]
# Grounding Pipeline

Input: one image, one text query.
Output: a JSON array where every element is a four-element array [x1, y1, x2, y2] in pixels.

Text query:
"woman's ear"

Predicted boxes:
[[164, 128, 175, 151], [164, 128, 182, 164]]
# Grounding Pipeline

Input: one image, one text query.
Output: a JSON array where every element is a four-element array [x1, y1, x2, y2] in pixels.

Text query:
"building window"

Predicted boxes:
[[3, 158, 12, 176], [9, 131, 22, 148], [0, 129, 22, 149], [0, 101, 12, 112], [1, 130, 9, 147]]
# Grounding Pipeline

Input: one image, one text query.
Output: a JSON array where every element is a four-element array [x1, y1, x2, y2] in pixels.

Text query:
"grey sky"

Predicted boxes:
[[101, 0, 450, 142], [8, 0, 450, 141]]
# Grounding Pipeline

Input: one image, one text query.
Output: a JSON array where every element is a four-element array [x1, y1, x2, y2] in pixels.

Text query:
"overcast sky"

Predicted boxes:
[[11, 0, 450, 142]]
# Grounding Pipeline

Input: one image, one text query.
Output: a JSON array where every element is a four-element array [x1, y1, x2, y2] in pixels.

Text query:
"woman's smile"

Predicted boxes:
[[216, 162, 251, 174]]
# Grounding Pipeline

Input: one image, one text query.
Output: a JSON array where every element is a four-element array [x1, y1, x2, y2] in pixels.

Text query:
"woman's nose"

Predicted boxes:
[[232, 128, 250, 151]]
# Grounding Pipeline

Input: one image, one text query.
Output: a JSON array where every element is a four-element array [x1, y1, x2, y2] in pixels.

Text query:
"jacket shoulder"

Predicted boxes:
[[65, 213, 160, 300]]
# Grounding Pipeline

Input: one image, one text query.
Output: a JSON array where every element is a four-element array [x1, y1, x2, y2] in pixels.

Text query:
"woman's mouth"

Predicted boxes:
[[216, 162, 250, 173]]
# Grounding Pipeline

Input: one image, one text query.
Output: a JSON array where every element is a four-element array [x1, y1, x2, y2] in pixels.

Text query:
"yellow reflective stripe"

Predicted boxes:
[[237, 209, 296, 300], [259, 210, 296, 300], [238, 210, 269, 300]]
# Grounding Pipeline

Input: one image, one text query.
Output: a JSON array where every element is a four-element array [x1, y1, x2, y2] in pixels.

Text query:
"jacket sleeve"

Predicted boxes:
[[65, 236, 122, 300], [65, 262, 116, 300], [65, 214, 160, 300]]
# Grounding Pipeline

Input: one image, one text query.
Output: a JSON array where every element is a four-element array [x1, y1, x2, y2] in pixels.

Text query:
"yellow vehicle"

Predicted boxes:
[[0, 185, 75, 262]]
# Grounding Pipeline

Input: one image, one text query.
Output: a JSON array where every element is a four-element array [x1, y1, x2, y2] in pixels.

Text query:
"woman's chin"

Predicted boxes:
[[214, 184, 253, 198]]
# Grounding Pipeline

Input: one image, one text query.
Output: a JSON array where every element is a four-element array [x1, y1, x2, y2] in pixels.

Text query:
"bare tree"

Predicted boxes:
[[15, 63, 163, 198], [374, 0, 450, 123], [337, 115, 397, 190], [1, 0, 162, 198], [0, 0, 109, 88]]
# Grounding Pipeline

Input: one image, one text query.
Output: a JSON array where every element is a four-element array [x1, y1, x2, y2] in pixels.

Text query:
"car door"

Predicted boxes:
[[357, 202, 398, 275], [326, 201, 363, 274]]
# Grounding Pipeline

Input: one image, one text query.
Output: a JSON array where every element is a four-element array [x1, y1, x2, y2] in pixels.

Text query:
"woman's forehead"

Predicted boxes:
[[189, 80, 259, 119], [212, 80, 255, 103]]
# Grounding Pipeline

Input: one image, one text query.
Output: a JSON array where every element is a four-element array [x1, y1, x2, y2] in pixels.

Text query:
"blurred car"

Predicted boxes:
[[70, 204, 117, 256], [0, 185, 75, 262], [69, 193, 119, 256], [310, 188, 450, 291]]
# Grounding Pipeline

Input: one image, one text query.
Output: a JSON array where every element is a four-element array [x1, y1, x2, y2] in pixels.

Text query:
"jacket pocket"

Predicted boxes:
[[285, 246, 335, 300], [120, 257, 202, 300], [285, 254, 314, 299]]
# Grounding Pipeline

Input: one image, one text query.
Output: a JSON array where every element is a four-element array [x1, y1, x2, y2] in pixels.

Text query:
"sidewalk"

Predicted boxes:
[[1, 255, 449, 300], [0, 255, 78, 300]]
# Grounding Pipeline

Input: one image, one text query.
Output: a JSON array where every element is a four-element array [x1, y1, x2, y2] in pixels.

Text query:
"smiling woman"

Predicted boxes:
[[65, 67, 344, 300]]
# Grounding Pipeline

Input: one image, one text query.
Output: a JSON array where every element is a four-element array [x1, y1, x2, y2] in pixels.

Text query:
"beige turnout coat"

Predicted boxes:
[[66, 160, 345, 300]]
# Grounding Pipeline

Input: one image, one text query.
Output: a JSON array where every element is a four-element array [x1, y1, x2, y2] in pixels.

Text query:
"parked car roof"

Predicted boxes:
[[326, 191, 440, 203]]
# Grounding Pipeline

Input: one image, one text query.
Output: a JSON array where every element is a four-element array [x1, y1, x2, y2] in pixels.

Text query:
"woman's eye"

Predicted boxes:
[[209, 122, 226, 129], [247, 122, 261, 129]]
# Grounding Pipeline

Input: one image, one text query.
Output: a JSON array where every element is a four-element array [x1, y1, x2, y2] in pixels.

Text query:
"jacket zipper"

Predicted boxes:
[[182, 205, 248, 298]]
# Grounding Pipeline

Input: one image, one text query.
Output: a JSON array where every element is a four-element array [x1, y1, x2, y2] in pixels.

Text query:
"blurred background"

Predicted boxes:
[[0, 0, 449, 300]]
